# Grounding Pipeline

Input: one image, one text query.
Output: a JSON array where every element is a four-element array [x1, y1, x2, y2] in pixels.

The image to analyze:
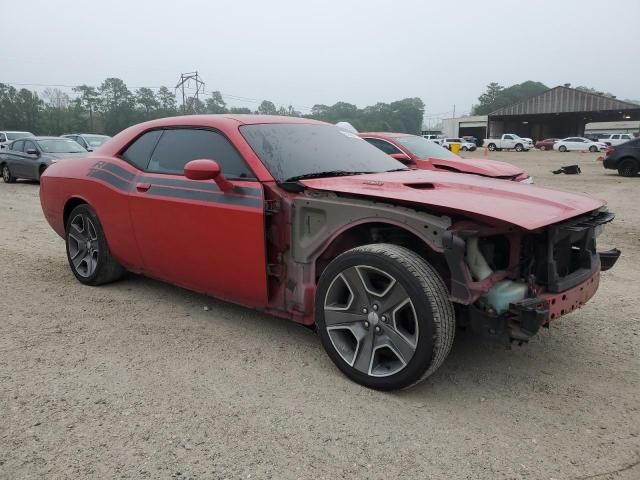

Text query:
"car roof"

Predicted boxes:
[[359, 132, 416, 138], [63, 133, 110, 137]]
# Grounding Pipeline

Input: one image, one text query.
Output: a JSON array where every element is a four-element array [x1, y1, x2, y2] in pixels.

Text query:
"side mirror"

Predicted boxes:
[[184, 159, 234, 192], [26, 148, 39, 156], [390, 152, 412, 164]]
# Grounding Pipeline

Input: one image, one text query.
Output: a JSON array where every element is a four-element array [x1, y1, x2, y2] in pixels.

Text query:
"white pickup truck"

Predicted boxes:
[[597, 133, 635, 146], [483, 134, 533, 152]]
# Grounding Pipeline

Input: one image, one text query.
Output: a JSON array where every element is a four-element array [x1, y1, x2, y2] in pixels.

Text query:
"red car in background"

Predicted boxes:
[[358, 132, 533, 183], [38, 115, 619, 390], [534, 138, 559, 151]]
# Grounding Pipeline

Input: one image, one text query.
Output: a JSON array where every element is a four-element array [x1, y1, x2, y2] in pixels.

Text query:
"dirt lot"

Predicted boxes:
[[1, 149, 639, 479]]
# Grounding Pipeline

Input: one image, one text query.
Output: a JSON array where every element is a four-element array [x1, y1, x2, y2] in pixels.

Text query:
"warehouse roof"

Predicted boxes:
[[489, 86, 640, 116]]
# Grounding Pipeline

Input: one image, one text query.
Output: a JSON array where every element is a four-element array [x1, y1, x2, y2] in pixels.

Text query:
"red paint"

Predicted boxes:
[[39, 115, 609, 327], [359, 132, 527, 180]]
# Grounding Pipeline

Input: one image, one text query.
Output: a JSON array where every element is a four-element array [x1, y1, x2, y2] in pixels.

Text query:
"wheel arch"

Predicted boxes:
[[314, 221, 450, 286], [63, 196, 90, 229]]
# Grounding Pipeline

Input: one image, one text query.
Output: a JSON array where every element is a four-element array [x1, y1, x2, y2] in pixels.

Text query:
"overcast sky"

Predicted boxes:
[[2, 0, 639, 121]]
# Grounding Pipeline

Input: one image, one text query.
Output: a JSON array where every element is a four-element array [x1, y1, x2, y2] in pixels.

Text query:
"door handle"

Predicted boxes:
[[136, 182, 151, 192]]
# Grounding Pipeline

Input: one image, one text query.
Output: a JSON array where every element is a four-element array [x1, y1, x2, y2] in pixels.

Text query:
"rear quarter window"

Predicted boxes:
[[120, 130, 163, 170]]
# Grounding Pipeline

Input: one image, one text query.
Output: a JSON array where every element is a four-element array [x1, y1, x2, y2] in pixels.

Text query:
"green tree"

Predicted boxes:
[[135, 87, 160, 115], [474, 81, 548, 115], [157, 86, 177, 114], [257, 100, 277, 115], [72, 84, 99, 130], [205, 91, 228, 114], [98, 78, 134, 134], [228, 107, 252, 114], [184, 96, 206, 114]]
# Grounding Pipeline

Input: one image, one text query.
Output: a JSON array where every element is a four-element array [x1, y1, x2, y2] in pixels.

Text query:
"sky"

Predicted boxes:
[[1, 0, 639, 123]]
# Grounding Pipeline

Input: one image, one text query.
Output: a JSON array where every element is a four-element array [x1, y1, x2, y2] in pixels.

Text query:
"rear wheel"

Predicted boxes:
[[316, 244, 455, 390], [618, 158, 639, 177], [488, 143, 497, 151], [461, 146, 468, 151], [65, 204, 125, 286], [540, 145, 546, 151], [559, 145, 567, 152], [2, 164, 16, 183]]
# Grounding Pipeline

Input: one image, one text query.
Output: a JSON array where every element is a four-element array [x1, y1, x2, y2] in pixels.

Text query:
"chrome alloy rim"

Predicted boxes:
[[324, 265, 419, 377], [67, 213, 100, 277]]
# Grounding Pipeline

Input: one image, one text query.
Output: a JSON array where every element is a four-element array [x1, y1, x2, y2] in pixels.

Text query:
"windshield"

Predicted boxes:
[[84, 135, 109, 147], [6, 132, 33, 140], [37, 139, 86, 153], [394, 135, 460, 160], [240, 123, 407, 182]]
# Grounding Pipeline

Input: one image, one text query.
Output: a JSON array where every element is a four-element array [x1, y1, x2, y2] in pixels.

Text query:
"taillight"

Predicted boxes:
[[606, 146, 615, 154]]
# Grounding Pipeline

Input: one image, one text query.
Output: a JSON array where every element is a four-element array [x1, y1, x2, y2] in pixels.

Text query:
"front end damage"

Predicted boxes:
[[444, 209, 620, 343]]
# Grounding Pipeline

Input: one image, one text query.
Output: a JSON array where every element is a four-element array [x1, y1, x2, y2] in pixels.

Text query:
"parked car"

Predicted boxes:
[[39, 115, 619, 390], [461, 136, 479, 147], [422, 134, 443, 145], [0, 136, 87, 183], [602, 137, 640, 177], [534, 138, 559, 151], [61, 133, 111, 151], [554, 137, 607, 152], [483, 134, 533, 152], [0, 131, 34, 149], [597, 133, 635, 146], [359, 132, 532, 183], [441, 137, 477, 151]]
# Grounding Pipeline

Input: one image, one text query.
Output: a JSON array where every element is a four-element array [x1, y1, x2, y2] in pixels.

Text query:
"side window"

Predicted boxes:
[[363, 138, 402, 155], [0, 133, 6, 142], [121, 130, 163, 170], [622, 135, 631, 140], [12, 140, 25, 152], [612, 134, 620, 140], [147, 128, 254, 179], [24, 140, 37, 152], [504, 135, 513, 140]]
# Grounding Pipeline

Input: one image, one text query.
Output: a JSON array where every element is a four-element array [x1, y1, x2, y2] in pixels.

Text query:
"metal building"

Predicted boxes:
[[488, 86, 640, 140]]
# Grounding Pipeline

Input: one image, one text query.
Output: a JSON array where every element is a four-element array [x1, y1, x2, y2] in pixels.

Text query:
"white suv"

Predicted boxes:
[[0, 131, 34, 149]]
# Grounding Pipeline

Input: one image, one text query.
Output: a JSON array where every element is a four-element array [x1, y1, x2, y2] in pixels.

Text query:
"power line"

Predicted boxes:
[[1, 80, 314, 113]]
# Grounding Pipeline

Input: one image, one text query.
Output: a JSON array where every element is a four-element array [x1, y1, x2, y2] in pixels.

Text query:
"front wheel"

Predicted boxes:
[[461, 146, 468, 151], [540, 145, 546, 151], [65, 204, 125, 286], [589, 145, 598, 153], [515, 143, 523, 152], [2, 164, 16, 183], [559, 145, 567, 152], [316, 244, 455, 390]]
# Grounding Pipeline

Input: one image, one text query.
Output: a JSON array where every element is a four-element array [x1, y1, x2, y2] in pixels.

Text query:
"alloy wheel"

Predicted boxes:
[[2, 166, 10, 182], [323, 265, 419, 377], [67, 213, 100, 278]]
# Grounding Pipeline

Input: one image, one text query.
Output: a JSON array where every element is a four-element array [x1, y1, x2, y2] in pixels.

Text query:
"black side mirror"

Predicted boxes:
[[26, 148, 39, 156]]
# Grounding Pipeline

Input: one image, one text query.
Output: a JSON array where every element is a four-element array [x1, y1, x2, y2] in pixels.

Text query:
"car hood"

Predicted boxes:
[[422, 156, 524, 178], [300, 170, 604, 231]]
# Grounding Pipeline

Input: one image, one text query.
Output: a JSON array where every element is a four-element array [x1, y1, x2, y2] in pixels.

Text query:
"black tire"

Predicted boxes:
[[589, 145, 598, 153], [540, 145, 546, 151], [618, 158, 639, 177], [38, 165, 47, 181], [316, 244, 455, 390], [461, 146, 468, 151], [2, 164, 16, 183], [515, 143, 523, 152], [488, 143, 497, 151], [559, 145, 567, 152], [65, 204, 125, 286]]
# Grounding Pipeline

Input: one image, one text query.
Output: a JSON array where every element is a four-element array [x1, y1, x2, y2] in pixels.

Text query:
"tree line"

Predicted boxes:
[[0, 78, 425, 136]]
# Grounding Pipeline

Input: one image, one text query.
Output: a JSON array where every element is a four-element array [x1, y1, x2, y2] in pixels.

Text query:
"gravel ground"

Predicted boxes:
[[1, 149, 638, 479]]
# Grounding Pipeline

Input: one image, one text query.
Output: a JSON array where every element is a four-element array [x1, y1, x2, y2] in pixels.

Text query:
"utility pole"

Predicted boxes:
[[175, 71, 206, 113]]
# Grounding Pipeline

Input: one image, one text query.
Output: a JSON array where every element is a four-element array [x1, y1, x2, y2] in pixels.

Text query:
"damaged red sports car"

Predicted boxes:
[[39, 115, 620, 390]]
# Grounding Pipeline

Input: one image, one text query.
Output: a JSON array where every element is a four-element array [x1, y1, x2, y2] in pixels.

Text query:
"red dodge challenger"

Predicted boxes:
[[39, 115, 619, 390], [358, 132, 533, 183]]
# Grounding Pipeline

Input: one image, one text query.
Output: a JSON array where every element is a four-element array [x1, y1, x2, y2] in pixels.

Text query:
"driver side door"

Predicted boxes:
[[125, 127, 268, 307]]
